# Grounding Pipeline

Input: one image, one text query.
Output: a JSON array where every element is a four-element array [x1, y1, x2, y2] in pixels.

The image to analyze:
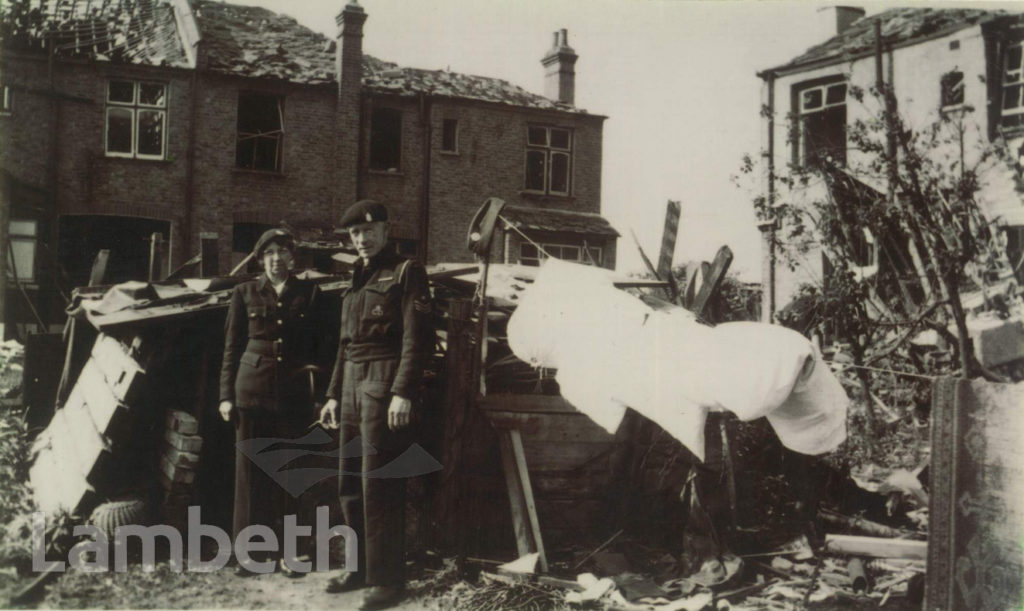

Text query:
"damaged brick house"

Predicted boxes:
[[0, 0, 616, 335], [757, 6, 1024, 318]]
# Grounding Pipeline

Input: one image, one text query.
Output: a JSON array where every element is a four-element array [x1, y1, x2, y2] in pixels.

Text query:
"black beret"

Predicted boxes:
[[339, 199, 389, 229], [253, 228, 295, 259]]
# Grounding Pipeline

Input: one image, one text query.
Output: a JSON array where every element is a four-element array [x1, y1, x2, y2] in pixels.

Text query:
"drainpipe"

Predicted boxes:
[[418, 92, 432, 264], [759, 71, 777, 324], [183, 63, 200, 262]]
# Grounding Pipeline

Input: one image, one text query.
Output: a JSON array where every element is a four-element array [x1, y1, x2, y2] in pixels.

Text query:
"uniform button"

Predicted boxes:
[[277, 319, 283, 324], [277, 356, 283, 362], [276, 338, 283, 344], [277, 302, 282, 307]]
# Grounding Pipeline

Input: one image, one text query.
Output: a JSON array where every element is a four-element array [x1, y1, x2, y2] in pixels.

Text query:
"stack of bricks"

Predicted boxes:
[[161, 410, 203, 531]]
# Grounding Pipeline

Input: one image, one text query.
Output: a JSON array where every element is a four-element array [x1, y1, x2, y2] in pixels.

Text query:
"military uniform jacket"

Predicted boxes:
[[220, 274, 331, 412], [326, 247, 433, 401]]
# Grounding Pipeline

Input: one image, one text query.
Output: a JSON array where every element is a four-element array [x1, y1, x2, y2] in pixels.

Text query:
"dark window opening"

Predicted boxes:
[[58, 215, 169, 287], [441, 118, 458, 153], [941, 71, 964, 109], [369, 107, 402, 171], [236, 92, 283, 172], [797, 81, 846, 167]]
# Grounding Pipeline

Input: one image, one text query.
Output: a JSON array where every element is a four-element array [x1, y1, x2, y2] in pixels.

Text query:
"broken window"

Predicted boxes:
[[236, 92, 284, 172], [524, 125, 572, 195], [519, 242, 600, 267], [1002, 42, 1024, 129], [1, 84, 10, 114], [369, 107, 402, 171], [441, 118, 458, 153], [6, 219, 37, 283], [105, 80, 166, 159], [941, 70, 964, 110], [796, 81, 846, 167]]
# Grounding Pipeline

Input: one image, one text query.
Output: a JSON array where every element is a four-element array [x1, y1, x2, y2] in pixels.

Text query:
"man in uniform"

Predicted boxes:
[[319, 200, 433, 609]]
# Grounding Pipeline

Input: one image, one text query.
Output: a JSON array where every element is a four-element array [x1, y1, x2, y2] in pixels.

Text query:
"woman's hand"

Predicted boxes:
[[219, 400, 234, 422], [319, 399, 339, 430]]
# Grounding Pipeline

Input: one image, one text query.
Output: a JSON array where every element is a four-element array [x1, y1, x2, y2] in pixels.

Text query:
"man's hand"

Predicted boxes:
[[319, 399, 339, 430], [219, 400, 233, 422], [387, 395, 412, 430]]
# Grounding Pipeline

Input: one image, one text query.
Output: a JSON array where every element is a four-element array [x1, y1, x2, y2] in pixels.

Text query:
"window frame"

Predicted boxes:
[[440, 118, 459, 154], [793, 77, 848, 168], [7, 219, 38, 283], [1001, 40, 1024, 129], [519, 241, 601, 267], [235, 91, 285, 173], [523, 125, 573, 196], [105, 79, 167, 160], [940, 70, 965, 112]]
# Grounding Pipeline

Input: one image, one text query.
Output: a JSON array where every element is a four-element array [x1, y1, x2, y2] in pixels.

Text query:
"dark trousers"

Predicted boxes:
[[233, 409, 305, 551], [338, 359, 410, 586]]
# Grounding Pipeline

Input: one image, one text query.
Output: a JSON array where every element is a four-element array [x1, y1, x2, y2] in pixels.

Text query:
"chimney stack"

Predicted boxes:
[[818, 6, 866, 35], [541, 29, 577, 105], [336, 0, 367, 99]]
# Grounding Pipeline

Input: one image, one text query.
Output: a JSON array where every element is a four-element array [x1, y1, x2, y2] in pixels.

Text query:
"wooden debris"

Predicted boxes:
[[823, 534, 927, 560]]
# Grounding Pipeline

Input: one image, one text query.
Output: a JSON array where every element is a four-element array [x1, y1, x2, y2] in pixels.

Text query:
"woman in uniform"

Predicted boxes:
[[218, 227, 328, 576]]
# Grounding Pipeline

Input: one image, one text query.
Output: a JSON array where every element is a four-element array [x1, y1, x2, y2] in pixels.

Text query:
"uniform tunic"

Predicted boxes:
[[220, 274, 331, 540], [326, 245, 433, 586]]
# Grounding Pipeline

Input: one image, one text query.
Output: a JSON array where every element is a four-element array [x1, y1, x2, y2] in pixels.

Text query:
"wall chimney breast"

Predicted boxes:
[[541, 28, 578, 105], [336, 0, 367, 99]]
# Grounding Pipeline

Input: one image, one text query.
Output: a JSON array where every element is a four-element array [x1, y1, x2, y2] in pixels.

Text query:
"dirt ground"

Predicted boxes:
[[6, 565, 440, 610]]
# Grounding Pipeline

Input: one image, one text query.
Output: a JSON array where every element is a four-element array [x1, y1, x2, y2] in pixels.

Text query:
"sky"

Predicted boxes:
[[221, 0, 902, 279]]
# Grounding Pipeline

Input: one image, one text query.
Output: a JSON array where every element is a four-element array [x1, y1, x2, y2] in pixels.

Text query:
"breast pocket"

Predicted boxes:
[[360, 282, 398, 337], [247, 305, 267, 337]]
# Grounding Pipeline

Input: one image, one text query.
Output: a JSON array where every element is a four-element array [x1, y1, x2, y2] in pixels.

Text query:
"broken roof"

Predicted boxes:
[[0, 0, 189, 67], [193, 0, 585, 112], [767, 7, 1006, 74], [500, 206, 620, 237]]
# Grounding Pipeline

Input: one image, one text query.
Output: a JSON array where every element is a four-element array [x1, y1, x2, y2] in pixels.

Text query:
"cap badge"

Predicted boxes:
[[365, 212, 373, 222]]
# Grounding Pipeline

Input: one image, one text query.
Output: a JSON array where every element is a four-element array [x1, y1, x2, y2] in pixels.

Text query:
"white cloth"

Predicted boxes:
[[506, 259, 848, 460]]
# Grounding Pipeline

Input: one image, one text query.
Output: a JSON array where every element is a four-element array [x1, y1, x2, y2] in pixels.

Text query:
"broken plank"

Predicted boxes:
[[510, 429, 547, 573], [823, 535, 927, 560]]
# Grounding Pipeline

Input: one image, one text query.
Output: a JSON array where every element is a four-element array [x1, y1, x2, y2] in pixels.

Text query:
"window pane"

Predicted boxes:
[[1003, 85, 1022, 110], [561, 245, 580, 261], [1009, 45, 1023, 72], [801, 88, 822, 111], [9, 220, 37, 236], [8, 238, 36, 281], [137, 110, 164, 156], [525, 150, 546, 191], [107, 107, 133, 153], [550, 128, 571, 149], [521, 243, 537, 258], [138, 82, 165, 107], [108, 80, 134, 104], [441, 118, 458, 152], [587, 247, 602, 265], [252, 135, 280, 172], [825, 84, 846, 105], [550, 152, 570, 193], [236, 137, 256, 169], [527, 126, 547, 146]]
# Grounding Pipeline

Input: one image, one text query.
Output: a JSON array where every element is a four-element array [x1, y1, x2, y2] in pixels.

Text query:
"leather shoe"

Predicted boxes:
[[325, 571, 364, 594], [360, 584, 405, 610]]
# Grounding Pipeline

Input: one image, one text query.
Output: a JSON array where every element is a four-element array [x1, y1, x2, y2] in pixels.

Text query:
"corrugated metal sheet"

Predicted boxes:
[[501, 205, 620, 237]]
